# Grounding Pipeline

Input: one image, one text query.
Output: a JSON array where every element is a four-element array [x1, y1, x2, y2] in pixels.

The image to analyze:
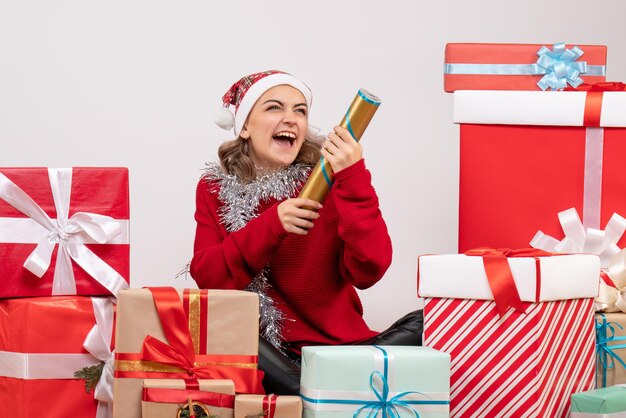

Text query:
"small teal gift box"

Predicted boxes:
[[300, 345, 450, 418], [570, 385, 626, 417]]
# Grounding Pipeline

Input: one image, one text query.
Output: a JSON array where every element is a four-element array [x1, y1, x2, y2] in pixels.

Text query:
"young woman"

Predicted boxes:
[[191, 70, 422, 394]]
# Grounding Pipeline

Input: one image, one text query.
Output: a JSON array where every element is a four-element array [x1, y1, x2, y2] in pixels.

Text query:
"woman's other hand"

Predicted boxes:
[[320, 125, 363, 172], [277, 198, 322, 235]]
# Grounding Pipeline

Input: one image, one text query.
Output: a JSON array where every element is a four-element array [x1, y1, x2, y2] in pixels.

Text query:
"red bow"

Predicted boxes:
[[566, 82, 626, 92], [138, 287, 264, 393], [464, 248, 553, 317], [565, 82, 626, 126]]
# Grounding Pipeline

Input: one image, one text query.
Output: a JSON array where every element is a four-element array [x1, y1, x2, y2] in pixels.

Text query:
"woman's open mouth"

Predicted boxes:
[[272, 131, 296, 147]]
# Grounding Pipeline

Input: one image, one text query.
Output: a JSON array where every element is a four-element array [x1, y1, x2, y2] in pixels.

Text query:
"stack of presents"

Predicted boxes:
[[1, 42, 625, 418]]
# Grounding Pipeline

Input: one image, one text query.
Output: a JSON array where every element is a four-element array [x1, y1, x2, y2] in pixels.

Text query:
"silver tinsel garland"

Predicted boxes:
[[202, 162, 311, 350]]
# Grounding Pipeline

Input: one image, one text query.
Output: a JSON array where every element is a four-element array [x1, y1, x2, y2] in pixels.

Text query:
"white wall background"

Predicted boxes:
[[1, 0, 625, 331]]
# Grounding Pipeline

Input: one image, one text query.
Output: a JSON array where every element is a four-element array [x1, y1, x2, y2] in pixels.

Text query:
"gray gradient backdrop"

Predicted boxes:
[[1, 0, 625, 330]]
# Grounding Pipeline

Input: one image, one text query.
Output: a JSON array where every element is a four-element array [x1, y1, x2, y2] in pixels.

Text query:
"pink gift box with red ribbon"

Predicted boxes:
[[454, 84, 626, 255], [0, 167, 130, 297]]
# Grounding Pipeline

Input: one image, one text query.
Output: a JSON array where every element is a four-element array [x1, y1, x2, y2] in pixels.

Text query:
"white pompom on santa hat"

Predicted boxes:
[[214, 70, 313, 136]]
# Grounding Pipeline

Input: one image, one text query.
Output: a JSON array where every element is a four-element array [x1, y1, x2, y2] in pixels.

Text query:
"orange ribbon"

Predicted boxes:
[[566, 82, 626, 127], [464, 248, 554, 317]]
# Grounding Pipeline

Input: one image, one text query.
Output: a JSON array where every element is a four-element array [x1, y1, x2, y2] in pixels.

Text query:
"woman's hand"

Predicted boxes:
[[277, 198, 323, 235], [320, 125, 363, 172]]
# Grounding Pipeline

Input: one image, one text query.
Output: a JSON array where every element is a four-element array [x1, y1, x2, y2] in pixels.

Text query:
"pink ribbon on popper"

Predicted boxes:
[[0, 168, 128, 296]]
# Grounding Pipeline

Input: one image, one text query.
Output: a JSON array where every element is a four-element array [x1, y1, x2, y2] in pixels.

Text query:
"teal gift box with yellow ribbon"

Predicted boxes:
[[571, 385, 626, 417], [300, 345, 450, 418]]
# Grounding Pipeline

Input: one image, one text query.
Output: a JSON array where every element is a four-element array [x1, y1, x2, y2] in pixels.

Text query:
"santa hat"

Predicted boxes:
[[214, 70, 313, 136]]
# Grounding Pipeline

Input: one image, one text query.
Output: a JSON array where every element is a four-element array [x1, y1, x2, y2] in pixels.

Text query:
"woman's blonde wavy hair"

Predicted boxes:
[[218, 129, 322, 183]]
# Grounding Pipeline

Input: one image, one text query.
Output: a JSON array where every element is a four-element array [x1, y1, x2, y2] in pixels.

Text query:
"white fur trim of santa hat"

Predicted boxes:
[[231, 73, 313, 136]]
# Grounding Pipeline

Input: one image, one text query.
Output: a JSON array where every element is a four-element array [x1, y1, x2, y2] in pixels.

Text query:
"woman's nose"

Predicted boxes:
[[283, 111, 296, 124]]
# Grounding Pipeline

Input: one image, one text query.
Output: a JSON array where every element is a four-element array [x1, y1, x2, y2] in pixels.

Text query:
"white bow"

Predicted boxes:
[[83, 297, 115, 418], [531, 208, 626, 268], [0, 168, 128, 296], [531, 207, 626, 312]]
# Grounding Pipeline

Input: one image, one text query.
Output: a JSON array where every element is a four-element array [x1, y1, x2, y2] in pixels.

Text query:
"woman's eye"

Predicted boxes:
[[296, 108, 307, 115], [267, 105, 281, 111]]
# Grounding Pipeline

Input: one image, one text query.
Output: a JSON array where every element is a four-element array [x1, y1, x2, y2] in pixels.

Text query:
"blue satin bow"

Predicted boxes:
[[352, 346, 422, 418], [596, 314, 626, 388], [533, 43, 587, 91]]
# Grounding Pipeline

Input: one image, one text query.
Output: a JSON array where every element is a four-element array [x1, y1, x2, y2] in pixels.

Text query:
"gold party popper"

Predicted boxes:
[[298, 88, 381, 205]]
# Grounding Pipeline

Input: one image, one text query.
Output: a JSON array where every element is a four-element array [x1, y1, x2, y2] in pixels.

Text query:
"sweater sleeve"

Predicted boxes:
[[331, 159, 393, 290], [190, 178, 289, 290]]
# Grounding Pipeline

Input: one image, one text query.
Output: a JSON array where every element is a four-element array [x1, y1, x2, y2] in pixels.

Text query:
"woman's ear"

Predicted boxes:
[[240, 129, 250, 140]]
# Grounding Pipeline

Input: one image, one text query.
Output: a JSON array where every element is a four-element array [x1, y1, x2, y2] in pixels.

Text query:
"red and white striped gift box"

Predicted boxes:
[[418, 253, 600, 418]]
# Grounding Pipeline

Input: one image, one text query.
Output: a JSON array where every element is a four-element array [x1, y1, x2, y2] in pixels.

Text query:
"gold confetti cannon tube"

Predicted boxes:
[[299, 88, 381, 205]]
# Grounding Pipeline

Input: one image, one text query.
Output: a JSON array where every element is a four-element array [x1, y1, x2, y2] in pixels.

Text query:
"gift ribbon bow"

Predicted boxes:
[[464, 248, 553, 317], [531, 208, 626, 312], [534, 43, 589, 90], [0, 168, 128, 296], [138, 287, 264, 392], [349, 346, 421, 418], [141, 287, 218, 378], [595, 314, 626, 388], [82, 297, 115, 418], [531, 208, 626, 268]]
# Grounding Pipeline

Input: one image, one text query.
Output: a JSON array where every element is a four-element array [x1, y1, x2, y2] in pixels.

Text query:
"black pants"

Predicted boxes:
[[258, 309, 424, 395]]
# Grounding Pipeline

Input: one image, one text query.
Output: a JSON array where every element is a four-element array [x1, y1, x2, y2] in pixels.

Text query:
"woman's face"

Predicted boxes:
[[241, 85, 308, 171]]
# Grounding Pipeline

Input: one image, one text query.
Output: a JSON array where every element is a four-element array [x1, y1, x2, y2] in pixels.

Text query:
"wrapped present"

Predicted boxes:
[[453, 85, 626, 255], [0, 296, 115, 418], [113, 287, 264, 418], [594, 249, 626, 313], [418, 251, 600, 418], [142, 379, 235, 418], [235, 394, 302, 418], [0, 167, 130, 297], [300, 345, 450, 418], [596, 313, 626, 387], [443, 42, 607, 92], [571, 385, 626, 417]]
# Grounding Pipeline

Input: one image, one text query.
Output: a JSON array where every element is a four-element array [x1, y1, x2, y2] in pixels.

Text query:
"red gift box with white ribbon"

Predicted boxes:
[[0, 296, 115, 418], [0, 167, 130, 297]]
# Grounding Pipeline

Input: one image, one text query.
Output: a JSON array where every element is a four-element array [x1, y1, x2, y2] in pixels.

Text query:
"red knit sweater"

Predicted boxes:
[[190, 159, 392, 349]]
